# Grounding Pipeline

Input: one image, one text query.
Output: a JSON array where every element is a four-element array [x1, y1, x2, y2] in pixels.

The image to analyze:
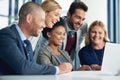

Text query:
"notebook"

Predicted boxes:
[[101, 42, 120, 76]]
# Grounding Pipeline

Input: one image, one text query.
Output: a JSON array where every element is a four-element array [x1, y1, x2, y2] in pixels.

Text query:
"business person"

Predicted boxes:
[[78, 20, 109, 71], [0, 2, 72, 75], [60, 1, 88, 70], [36, 18, 73, 67], [30, 0, 62, 53]]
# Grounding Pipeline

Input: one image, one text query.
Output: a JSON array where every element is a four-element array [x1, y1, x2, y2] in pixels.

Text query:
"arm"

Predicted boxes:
[[78, 47, 91, 71], [36, 48, 73, 74], [79, 48, 86, 65], [78, 46, 101, 71], [90, 64, 101, 70], [0, 28, 56, 75]]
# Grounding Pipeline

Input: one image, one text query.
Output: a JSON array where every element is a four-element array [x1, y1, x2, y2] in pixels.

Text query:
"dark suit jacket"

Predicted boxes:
[[0, 24, 56, 75]]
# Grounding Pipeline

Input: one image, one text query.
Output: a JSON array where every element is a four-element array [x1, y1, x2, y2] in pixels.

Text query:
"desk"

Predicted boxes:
[[0, 71, 120, 80]]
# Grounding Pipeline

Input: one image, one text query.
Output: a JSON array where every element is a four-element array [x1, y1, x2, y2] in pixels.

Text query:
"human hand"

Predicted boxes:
[[58, 62, 72, 74], [90, 64, 101, 70], [77, 65, 91, 71]]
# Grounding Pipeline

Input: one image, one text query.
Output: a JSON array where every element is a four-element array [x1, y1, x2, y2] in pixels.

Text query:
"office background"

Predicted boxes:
[[0, 0, 120, 43]]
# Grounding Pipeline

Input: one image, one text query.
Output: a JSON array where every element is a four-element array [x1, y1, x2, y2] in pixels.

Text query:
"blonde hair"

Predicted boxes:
[[41, 0, 62, 12], [85, 20, 109, 45]]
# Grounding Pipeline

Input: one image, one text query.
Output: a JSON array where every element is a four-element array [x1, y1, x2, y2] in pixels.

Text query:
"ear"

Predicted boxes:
[[45, 11, 49, 16], [67, 12, 70, 18], [26, 14, 32, 23], [47, 32, 51, 38]]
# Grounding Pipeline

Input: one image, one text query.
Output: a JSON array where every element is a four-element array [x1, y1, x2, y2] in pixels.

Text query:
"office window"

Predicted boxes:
[[107, 0, 120, 43], [0, 0, 31, 29], [0, 0, 9, 29]]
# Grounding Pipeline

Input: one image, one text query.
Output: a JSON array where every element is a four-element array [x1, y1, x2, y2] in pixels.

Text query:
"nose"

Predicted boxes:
[[56, 16, 60, 22], [78, 19, 84, 25], [95, 32, 99, 36]]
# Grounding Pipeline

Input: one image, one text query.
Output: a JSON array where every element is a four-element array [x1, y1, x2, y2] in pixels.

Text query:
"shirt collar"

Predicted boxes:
[[15, 24, 27, 41]]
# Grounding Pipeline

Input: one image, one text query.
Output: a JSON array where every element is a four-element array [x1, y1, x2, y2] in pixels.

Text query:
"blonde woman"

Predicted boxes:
[[41, 0, 62, 28], [30, 0, 62, 59], [78, 20, 109, 71]]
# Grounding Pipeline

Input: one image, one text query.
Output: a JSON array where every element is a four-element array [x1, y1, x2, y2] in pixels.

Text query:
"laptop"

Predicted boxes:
[[101, 42, 120, 76]]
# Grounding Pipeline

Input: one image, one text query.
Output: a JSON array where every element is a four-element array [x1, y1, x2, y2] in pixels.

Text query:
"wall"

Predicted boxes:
[[81, 0, 107, 27]]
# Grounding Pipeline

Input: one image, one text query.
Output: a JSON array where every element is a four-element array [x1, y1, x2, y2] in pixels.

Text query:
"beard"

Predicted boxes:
[[67, 19, 74, 30]]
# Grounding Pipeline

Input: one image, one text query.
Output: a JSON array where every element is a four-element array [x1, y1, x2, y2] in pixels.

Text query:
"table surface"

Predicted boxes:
[[0, 71, 120, 80]]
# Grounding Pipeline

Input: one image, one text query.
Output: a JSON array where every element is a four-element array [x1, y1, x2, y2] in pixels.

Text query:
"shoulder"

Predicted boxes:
[[61, 16, 67, 26], [38, 46, 52, 56], [0, 24, 18, 39], [80, 22, 88, 31], [38, 47, 48, 54], [0, 24, 14, 33], [79, 44, 91, 53], [61, 16, 66, 21]]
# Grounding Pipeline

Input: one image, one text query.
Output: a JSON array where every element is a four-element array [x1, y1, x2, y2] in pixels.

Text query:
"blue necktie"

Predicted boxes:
[[24, 39, 33, 61]]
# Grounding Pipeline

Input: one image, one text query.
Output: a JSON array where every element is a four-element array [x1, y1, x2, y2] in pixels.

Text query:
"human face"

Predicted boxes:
[[48, 26, 65, 46], [45, 9, 61, 28], [67, 9, 86, 31], [30, 12, 46, 37], [90, 26, 105, 45]]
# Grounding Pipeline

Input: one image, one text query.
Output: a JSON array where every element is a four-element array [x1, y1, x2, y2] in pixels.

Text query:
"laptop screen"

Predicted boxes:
[[102, 42, 120, 75]]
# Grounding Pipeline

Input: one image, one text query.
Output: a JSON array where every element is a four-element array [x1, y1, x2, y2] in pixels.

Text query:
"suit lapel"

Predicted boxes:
[[10, 24, 30, 60], [46, 46, 61, 64]]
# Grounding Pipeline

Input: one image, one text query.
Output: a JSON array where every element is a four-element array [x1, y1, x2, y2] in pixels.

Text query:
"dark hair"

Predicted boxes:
[[42, 17, 65, 39], [68, 1, 88, 15]]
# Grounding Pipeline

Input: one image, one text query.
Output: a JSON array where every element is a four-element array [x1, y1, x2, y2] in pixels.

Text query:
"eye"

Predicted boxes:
[[55, 13, 60, 17], [99, 32, 103, 34], [75, 15, 85, 21], [91, 31, 96, 33]]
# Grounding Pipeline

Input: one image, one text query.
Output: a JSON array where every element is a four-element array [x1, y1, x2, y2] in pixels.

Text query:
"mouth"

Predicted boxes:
[[93, 37, 101, 41], [58, 40, 64, 43], [74, 23, 80, 30], [52, 21, 57, 25]]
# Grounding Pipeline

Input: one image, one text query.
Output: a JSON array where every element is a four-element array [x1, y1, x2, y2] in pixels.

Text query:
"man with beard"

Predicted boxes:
[[61, 1, 88, 70]]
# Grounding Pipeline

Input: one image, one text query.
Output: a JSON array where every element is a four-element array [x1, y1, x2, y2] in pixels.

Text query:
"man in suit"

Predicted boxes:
[[0, 2, 72, 75]]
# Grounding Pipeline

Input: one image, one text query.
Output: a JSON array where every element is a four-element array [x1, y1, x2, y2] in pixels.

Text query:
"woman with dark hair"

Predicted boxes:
[[36, 19, 73, 67]]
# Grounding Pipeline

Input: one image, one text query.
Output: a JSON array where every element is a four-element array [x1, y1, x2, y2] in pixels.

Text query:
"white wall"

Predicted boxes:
[[56, 0, 74, 16], [81, 0, 107, 27]]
